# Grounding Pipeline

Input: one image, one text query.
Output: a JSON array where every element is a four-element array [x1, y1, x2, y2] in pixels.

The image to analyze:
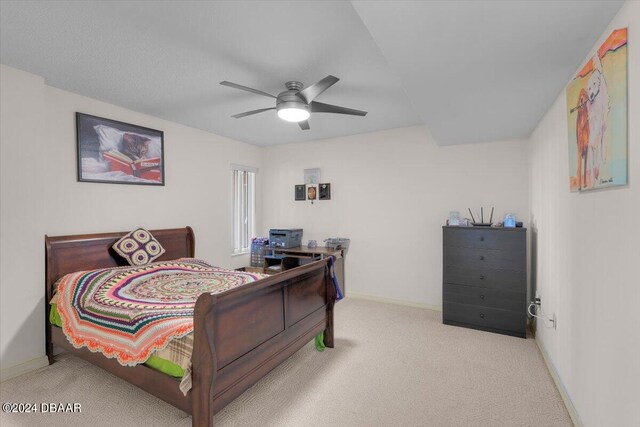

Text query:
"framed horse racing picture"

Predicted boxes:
[[76, 113, 165, 185]]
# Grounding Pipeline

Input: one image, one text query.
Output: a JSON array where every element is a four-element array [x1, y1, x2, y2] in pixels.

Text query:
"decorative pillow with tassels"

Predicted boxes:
[[113, 228, 165, 266]]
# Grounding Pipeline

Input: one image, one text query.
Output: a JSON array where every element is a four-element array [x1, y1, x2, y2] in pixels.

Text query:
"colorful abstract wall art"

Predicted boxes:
[[566, 28, 627, 191]]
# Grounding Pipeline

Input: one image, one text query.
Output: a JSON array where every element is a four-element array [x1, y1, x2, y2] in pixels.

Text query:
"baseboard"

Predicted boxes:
[[346, 292, 442, 311], [1, 355, 49, 382], [535, 336, 582, 427]]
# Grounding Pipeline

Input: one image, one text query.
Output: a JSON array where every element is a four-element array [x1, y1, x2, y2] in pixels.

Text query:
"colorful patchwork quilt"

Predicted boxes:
[[55, 258, 266, 369]]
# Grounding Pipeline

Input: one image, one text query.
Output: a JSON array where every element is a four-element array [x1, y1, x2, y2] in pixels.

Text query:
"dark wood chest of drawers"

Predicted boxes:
[[442, 226, 527, 338]]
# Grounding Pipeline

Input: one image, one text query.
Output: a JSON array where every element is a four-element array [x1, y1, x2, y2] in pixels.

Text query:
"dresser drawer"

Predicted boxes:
[[443, 301, 526, 335], [443, 266, 525, 291], [443, 228, 525, 251], [443, 246, 525, 271], [443, 283, 525, 312]]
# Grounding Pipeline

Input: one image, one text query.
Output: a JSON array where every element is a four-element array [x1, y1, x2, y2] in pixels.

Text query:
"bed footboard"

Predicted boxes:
[[191, 258, 336, 427]]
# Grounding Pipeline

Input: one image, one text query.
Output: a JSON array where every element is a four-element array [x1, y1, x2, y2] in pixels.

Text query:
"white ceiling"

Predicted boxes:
[[352, 0, 624, 145], [0, 1, 623, 146]]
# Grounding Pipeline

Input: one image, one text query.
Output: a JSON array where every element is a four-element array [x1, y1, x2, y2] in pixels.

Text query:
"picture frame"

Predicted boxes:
[[295, 184, 306, 201], [565, 28, 627, 191], [307, 185, 317, 201], [319, 183, 331, 200], [76, 112, 165, 185], [303, 168, 321, 185]]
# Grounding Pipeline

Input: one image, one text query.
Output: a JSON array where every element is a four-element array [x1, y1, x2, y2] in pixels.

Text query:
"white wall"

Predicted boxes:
[[528, 2, 639, 426], [0, 65, 263, 376], [262, 126, 529, 307]]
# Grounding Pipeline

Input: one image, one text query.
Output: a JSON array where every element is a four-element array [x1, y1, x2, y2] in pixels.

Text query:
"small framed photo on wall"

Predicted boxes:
[[319, 183, 331, 200], [295, 184, 306, 201], [307, 185, 317, 201], [303, 168, 320, 185]]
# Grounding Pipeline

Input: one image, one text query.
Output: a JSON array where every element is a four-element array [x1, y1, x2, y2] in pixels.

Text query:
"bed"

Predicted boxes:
[[45, 227, 337, 426]]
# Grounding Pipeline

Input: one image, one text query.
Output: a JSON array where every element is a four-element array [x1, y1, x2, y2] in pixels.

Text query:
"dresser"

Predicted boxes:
[[442, 226, 527, 338]]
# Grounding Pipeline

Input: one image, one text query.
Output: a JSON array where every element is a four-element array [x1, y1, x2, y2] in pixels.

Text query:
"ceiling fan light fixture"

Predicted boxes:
[[277, 107, 310, 122], [221, 76, 367, 130]]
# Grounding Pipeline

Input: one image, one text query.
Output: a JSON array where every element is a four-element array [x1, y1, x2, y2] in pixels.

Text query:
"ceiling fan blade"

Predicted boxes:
[[220, 81, 277, 99], [231, 107, 276, 118], [298, 120, 310, 130], [310, 101, 367, 116], [297, 75, 339, 103]]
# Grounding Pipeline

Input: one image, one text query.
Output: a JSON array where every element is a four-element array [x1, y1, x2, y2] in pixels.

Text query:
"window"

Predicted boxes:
[[231, 165, 256, 255]]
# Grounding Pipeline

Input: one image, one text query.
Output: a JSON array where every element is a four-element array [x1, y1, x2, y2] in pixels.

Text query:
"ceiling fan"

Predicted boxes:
[[220, 75, 367, 130]]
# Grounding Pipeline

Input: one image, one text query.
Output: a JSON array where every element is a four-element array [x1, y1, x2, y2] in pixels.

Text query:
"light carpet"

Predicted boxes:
[[0, 298, 571, 426]]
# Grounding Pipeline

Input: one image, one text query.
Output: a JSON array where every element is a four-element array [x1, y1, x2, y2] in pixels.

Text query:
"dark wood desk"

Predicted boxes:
[[271, 246, 341, 257], [266, 246, 346, 294]]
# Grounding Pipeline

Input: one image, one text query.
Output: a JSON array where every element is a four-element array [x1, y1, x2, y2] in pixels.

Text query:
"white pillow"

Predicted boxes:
[[94, 125, 162, 159], [94, 124, 123, 153], [145, 136, 162, 159]]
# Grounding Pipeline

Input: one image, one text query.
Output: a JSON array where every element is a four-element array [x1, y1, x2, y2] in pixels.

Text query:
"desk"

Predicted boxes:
[[265, 246, 346, 294]]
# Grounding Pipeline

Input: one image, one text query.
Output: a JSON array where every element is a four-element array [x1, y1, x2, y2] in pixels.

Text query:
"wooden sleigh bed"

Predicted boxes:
[[45, 227, 337, 426]]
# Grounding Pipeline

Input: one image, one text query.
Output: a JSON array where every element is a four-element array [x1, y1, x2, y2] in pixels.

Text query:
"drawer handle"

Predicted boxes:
[[480, 313, 485, 319], [479, 255, 485, 260], [479, 294, 485, 300], [480, 275, 485, 280]]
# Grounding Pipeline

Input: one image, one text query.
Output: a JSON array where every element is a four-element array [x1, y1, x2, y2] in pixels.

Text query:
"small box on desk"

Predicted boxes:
[[250, 238, 268, 267]]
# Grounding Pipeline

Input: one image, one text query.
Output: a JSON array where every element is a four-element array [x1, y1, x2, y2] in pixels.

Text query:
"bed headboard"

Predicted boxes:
[[45, 227, 195, 302], [44, 226, 194, 363]]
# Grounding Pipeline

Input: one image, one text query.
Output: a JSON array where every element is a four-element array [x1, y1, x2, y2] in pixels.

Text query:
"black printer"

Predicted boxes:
[[269, 229, 303, 248]]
